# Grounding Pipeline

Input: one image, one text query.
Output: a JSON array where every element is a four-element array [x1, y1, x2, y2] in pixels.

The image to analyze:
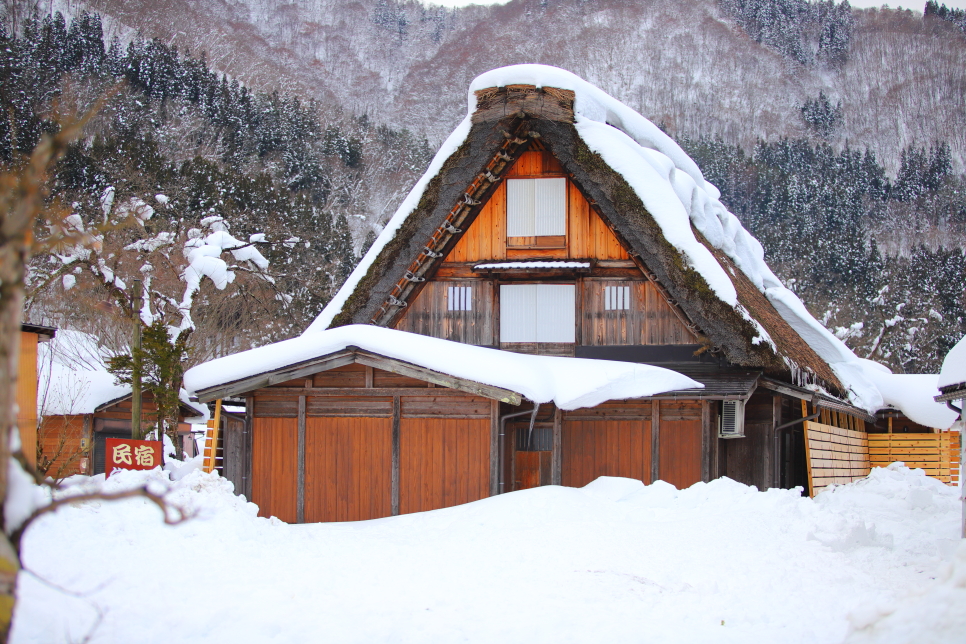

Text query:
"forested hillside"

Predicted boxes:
[[2, 11, 430, 363], [4, 0, 965, 373]]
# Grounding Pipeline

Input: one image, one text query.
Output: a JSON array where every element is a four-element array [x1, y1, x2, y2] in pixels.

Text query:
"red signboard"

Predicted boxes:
[[105, 438, 163, 477]]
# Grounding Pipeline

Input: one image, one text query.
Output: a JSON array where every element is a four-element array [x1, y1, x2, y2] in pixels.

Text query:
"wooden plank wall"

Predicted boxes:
[[394, 280, 494, 345], [304, 417, 392, 522], [18, 330, 39, 467], [446, 151, 629, 262], [805, 416, 871, 496], [37, 414, 85, 479], [581, 280, 697, 345], [658, 402, 703, 490], [399, 418, 489, 514], [251, 416, 299, 522], [561, 400, 704, 490], [720, 391, 777, 491], [250, 364, 495, 522], [868, 433, 961, 485]]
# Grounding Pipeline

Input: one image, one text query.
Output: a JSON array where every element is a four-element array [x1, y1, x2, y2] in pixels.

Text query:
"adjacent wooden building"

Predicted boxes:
[[189, 78, 892, 522]]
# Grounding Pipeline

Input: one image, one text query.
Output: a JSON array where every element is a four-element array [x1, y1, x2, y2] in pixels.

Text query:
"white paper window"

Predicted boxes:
[[506, 178, 566, 237], [500, 284, 575, 343], [447, 286, 472, 311], [604, 286, 631, 311]]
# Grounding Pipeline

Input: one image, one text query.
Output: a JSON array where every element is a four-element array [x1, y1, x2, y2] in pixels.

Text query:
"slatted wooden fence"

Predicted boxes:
[[804, 420, 871, 496], [868, 433, 961, 485]]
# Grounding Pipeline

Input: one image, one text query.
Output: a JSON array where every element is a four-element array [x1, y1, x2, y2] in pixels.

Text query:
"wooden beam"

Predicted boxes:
[[244, 396, 253, 500], [770, 394, 782, 490], [651, 399, 661, 484], [353, 352, 522, 405], [701, 400, 711, 483], [391, 396, 400, 516], [195, 351, 357, 402], [552, 406, 562, 486], [297, 395, 306, 524], [490, 400, 500, 496], [365, 366, 374, 388], [254, 387, 481, 397]]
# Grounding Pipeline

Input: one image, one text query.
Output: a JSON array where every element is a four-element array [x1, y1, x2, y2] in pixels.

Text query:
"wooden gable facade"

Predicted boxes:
[[193, 81, 888, 524], [395, 146, 698, 354]]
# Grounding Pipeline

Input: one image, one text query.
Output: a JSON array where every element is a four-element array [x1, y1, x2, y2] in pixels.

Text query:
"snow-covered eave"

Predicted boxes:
[[186, 326, 702, 412], [90, 389, 209, 420]]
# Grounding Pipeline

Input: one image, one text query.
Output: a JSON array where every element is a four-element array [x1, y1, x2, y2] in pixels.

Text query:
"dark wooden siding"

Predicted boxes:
[[394, 280, 494, 346], [251, 417, 298, 522], [399, 418, 489, 514], [581, 279, 697, 345], [561, 419, 651, 487], [303, 416, 392, 523], [658, 401, 703, 490]]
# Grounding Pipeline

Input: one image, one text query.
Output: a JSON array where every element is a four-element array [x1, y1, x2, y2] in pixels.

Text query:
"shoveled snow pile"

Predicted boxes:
[[15, 464, 961, 644], [184, 325, 701, 410]]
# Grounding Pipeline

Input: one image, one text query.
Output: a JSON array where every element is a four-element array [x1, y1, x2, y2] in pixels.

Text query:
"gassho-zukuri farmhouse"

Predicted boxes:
[[184, 65, 959, 524]]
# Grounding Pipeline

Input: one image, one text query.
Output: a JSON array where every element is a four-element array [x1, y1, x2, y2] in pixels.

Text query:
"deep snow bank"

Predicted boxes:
[[14, 465, 961, 644]]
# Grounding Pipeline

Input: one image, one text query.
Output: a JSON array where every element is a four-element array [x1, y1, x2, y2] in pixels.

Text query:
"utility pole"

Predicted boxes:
[[130, 280, 144, 440]]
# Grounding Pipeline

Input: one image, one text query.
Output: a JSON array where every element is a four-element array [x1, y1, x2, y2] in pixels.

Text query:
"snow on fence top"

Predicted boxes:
[[300, 64, 951, 423], [184, 325, 701, 410]]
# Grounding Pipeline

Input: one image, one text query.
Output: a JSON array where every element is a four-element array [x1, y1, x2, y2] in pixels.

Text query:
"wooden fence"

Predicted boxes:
[[868, 433, 961, 485], [804, 420, 871, 496]]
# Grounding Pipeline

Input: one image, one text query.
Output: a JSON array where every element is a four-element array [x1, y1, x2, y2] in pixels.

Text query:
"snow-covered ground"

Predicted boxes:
[[13, 465, 963, 644]]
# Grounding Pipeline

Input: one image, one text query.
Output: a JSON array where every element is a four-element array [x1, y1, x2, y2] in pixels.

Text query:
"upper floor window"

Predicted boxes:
[[447, 285, 473, 311], [500, 284, 575, 343], [604, 285, 631, 311], [506, 178, 566, 247]]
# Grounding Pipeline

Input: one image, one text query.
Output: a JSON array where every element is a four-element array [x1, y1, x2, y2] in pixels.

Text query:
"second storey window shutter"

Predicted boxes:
[[507, 178, 566, 237], [500, 284, 575, 343]]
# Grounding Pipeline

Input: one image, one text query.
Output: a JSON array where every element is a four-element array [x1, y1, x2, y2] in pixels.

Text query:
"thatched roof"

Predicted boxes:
[[308, 67, 879, 403]]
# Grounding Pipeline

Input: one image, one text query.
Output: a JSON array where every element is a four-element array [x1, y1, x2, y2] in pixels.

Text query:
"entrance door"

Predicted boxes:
[[510, 422, 552, 491]]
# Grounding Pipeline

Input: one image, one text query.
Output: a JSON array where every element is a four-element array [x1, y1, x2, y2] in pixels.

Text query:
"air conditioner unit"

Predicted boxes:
[[719, 400, 745, 439]]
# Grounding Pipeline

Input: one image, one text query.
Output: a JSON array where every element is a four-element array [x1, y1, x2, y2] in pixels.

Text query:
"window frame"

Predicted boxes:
[[499, 282, 576, 344], [505, 177, 568, 249]]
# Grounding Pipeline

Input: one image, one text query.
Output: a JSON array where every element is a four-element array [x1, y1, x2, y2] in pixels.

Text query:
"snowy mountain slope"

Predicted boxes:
[[65, 0, 966, 173]]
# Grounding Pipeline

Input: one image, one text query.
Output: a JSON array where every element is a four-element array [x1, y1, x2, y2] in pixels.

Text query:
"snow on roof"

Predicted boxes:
[[38, 329, 130, 416], [938, 335, 966, 390], [854, 360, 957, 429], [184, 325, 702, 410], [38, 329, 207, 419], [304, 64, 897, 413]]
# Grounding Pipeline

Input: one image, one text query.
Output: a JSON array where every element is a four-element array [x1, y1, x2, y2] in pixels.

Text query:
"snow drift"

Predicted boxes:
[[14, 463, 962, 644]]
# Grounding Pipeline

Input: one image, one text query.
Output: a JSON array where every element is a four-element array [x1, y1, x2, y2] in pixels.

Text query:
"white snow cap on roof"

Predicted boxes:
[[303, 64, 932, 415], [38, 329, 129, 416], [938, 335, 966, 390], [38, 329, 207, 419], [854, 360, 956, 429], [184, 325, 701, 411]]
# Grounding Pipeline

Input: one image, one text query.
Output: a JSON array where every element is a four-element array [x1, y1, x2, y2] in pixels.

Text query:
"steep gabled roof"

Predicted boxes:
[[306, 65, 887, 412]]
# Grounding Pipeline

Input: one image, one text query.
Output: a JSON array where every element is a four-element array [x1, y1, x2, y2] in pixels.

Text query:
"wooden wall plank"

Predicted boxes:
[[560, 418, 651, 487], [398, 417, 490, 514], [301, 416, 392, 523], [251, 417, 298, 523]]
